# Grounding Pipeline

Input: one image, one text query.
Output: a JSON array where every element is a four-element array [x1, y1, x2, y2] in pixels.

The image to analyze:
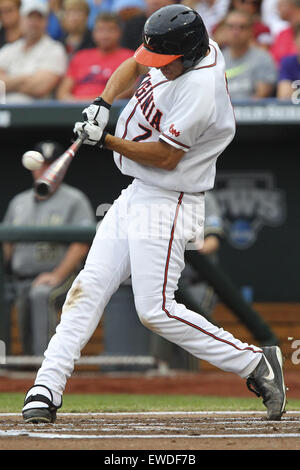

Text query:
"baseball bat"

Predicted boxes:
[[34, 131, 88, 200]]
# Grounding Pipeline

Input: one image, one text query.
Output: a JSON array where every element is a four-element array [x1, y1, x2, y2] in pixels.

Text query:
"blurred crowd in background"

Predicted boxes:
[[0, 0, 299, 103]]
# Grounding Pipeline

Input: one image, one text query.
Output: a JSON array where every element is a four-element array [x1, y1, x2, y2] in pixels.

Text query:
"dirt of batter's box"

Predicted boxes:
[[1, 437, 300, 450], [1, 414, 300, 451]]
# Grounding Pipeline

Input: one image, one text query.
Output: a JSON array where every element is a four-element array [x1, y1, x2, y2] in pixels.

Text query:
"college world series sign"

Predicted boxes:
[[214, 172, 286, 249]]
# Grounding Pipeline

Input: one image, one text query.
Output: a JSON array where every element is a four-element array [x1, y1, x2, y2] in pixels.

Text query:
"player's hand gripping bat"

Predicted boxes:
[[34, 131, 88, 200]]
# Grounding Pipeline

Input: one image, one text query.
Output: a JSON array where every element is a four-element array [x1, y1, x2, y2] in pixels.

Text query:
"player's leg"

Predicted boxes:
[[22, 187, 133, 422], [129, 185, 285, 419]]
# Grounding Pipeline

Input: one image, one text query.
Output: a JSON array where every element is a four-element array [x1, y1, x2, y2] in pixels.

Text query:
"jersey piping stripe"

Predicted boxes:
[[161, 133, 190, 150], [118, 102, 140, 166], [194, 44, 217, 70], [161, 193, 262, 355]]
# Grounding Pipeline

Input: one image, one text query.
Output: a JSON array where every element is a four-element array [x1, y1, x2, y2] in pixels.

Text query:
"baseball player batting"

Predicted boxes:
[[22, 5, 286, 423]]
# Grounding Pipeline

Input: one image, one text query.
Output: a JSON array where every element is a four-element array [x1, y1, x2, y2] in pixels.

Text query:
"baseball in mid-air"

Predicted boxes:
[[22, 150, 45, 171]]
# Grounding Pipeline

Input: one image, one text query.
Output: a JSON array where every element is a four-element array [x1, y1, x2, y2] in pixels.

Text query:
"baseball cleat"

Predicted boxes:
[[22, 384, 61, 424], [246, 346, 286, 421]]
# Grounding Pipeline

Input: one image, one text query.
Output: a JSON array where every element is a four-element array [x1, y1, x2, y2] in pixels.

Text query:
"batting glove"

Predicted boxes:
[[82, 97, 111, 130], [74, 121, 106, 147]]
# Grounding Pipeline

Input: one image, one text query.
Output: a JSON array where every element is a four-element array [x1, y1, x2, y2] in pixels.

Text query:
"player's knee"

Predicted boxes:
[[134, 295, 165, 331], [77, 264, 119, 293]]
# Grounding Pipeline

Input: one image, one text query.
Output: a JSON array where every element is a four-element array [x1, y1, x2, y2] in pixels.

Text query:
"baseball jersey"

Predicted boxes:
[[114, 39, 236, 193], [3, 184, 95, 277]]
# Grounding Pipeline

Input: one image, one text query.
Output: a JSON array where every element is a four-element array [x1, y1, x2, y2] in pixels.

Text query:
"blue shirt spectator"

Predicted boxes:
[[279, 54, 300, 82], [47, 9, 64, 40], [277, 23, 300, 100]]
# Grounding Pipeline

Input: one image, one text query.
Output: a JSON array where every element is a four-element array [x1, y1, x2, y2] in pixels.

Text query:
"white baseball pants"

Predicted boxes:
[[35, 179, 262, 394]]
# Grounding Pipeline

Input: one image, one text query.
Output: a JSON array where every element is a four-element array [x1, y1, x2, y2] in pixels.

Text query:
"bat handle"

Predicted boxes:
[[78, 130, 89, 143], [77, 130, 90, 146], [68, 130, 89, 154]]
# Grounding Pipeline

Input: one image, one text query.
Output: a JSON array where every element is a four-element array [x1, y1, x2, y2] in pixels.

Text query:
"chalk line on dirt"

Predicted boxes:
[[1, 430, 300, 439], [1, 411, 300, 417]]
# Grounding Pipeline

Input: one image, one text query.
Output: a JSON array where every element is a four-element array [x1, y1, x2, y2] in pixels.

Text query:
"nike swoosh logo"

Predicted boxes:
[[264, 357, 275, 380]]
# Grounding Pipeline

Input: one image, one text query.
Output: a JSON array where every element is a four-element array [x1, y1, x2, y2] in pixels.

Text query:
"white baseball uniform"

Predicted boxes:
[[35, 40, 262, 395]]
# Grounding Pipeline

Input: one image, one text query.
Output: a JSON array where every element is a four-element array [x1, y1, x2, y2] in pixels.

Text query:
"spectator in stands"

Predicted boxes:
[[183, 0, 231, 35], [22, 0, 65, 40], [57, 13, 134, 101], [86, 0, 112, 30], [277, 22, 300, 98], [270, 0, 300, 65], [0, 0, 67, 102], [112, 0, 146, 23], [2, 141, 95, 356], [0, 0, 22, 48], [235, 0, 272, 47], [212, 0, 272, 49], [222, 10, 277, 98], [120, 0, 177, 51], [46, 0, 64, 40], [261, 0, 290, 39], [61, 0, 94, 59]]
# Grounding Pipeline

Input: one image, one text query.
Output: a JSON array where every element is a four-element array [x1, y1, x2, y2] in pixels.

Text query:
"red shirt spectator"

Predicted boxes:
[[57, 12, 134, 101], [270, 26, 298, 65], [269, 0, 300, 65], [66, 47, 133, 99]]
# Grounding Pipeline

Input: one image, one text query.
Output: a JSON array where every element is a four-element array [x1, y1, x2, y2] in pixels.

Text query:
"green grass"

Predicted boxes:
[[1, 393, 300, 413]]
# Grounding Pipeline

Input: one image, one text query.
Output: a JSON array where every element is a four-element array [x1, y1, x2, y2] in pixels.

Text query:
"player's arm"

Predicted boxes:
[[80, 57, 148, 130], [77, 57, 184, 169], [104, 134, 184, 171], [101, 57, 148, 105]]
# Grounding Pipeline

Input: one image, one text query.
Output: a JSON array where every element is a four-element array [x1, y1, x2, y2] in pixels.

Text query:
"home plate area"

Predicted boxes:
[[1, 412, 300, 450]]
